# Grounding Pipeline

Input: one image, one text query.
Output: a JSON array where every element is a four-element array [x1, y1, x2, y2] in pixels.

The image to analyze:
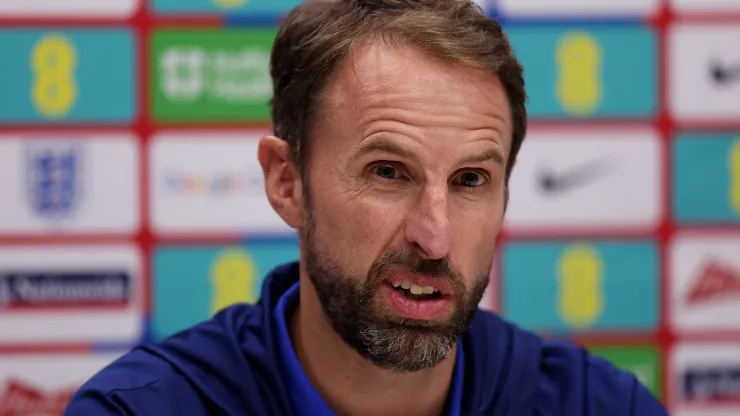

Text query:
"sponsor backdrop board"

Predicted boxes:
[[1, 0, 740, 413], [0, 352, 128, 415]]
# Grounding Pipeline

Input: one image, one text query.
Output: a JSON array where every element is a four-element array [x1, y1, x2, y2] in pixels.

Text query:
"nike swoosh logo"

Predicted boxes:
[[537, 157, 614, 195], [710, 60, 740, 85]]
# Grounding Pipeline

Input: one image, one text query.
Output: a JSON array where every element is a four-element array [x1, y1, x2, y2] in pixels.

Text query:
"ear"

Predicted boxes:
[[257, 135, 303, 229]]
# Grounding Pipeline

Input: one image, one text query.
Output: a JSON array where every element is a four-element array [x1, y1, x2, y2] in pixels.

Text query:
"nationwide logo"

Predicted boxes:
[[0, 378, 76, 416], [685, 260, 740, 306], [24, 142, 84, 221], [0, 270, 131, 310], [163, 170, 263, 196], [681, 365, 740, 404]]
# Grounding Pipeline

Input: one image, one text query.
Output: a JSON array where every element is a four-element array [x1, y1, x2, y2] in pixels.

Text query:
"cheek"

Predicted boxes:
[[310, 192, 402, 264], [452, 209, 503, 281], [349, 202, 404, 241]]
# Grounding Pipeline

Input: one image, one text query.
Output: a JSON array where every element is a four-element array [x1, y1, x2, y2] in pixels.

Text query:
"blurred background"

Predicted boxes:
[[1, 0, 739, 414]]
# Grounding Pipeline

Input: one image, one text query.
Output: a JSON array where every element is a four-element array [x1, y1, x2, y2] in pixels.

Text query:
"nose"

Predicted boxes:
[[404, 185, 453, 260]]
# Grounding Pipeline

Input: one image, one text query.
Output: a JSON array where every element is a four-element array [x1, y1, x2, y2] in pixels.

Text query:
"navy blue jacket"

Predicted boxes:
[[63, 262, 670, 415]]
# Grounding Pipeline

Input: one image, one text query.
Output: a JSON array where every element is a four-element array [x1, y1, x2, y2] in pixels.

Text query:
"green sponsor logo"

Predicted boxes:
[[589, 345, 662, 400], [151, 29, 276, 123]]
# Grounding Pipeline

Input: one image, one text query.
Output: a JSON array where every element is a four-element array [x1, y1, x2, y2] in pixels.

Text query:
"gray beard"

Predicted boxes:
[[302, 216, 490, 372]]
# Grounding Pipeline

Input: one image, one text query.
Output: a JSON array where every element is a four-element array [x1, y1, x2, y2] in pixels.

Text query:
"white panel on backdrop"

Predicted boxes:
[[0, 134, 140, 236], [0, 352, 123, 414], [0, 0, 137, 17], [472, 0, 490, 11], [478, 256, 499, 313], [670, 343, 740, 415], [669, 234, 740, 333], [478, 284, 496, 312], [150, 131, 293, 236], [504, 127, 661, 232], [669, 25, 740, 122], [496, 0, 659, 16], [672, 0, 740, 13], [0, 244, 144, 345]]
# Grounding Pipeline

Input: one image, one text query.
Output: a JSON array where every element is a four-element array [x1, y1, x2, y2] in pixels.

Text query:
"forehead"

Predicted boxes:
[[317, 40, 513, 137]]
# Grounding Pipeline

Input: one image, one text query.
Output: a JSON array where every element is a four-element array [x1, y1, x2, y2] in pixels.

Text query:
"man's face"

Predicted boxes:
[[300, 42, 513, 372]]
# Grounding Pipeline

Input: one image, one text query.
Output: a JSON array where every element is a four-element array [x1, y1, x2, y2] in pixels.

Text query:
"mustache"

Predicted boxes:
[[368, 249, 463, 286]]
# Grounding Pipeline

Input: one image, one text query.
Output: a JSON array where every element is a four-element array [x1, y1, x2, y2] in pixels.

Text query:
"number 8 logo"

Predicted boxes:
[[556, 243, 604, 329], [210, 250, 258, 315], [555, 31, 603, 117], [31, 34, 78, 118], [211, 0, 248, 9], [728, 139, 740, 216]]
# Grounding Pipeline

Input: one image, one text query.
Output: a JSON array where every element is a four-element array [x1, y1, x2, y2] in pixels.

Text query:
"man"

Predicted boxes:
[[64, 1, 670, 415]]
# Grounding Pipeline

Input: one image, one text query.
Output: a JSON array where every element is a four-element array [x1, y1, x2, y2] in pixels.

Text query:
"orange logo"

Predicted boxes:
[[0, 378, 77, 416], [686, 260, 740, 306]]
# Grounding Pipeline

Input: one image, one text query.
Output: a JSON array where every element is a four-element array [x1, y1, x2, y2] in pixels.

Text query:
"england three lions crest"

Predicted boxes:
[[24, 141, 84, 220]]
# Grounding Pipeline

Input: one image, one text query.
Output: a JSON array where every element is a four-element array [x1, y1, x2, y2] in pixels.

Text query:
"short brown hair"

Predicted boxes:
[[269, 0, 527, 182]]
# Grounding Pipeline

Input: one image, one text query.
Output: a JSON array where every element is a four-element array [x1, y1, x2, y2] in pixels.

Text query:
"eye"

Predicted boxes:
[[453, 171, 487, 188], [370, 163, 402, 180]]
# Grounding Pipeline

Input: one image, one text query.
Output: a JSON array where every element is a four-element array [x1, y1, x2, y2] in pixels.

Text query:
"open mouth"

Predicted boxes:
[[387, 280, 444, 301], [382, 276, 454, 320]]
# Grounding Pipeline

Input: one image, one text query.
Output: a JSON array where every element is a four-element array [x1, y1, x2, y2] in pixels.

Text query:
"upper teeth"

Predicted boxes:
[[391, 280, 439, 295]]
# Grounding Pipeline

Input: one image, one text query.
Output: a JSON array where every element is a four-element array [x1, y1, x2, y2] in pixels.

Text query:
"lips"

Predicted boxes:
[[385, 272, 454, 296], [380, 272, 455, 320]]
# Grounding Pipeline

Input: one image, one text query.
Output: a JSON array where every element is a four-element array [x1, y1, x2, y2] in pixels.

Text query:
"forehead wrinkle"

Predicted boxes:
[[356, 111, 506, 147], [355, 94, 510, 148], [349, 67, 512, 137], [316, 41, 514, 155]]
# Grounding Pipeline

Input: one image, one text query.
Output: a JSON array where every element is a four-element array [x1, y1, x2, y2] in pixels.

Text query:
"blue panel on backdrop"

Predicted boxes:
[[152, 239, 300, 341], [502, 240, 659, 333], [673, 133, 740, 224], [151, 0, 302, 16], [0, 29, 135, 124], [504, 24, 657, 120]]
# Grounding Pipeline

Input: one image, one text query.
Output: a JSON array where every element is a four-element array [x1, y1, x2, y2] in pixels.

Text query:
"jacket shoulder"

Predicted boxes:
[[63, 348, 210, 415], [535, 340, 669, 416], [64, 302, 272, 416], [466, 310, 668, 416]]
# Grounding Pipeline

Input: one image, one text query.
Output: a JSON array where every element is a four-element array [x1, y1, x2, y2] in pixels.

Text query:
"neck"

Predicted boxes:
[[289, 275, 458, 416]]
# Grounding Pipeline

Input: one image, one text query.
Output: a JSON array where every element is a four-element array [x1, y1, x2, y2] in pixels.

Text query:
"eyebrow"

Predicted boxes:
[[351, 139, 417, 163], [460, 147, 506, 167], [352, 138, 507, 168]]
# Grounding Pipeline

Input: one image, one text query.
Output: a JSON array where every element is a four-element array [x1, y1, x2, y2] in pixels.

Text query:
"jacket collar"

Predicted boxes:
[[265, 261, 466, 416], [262, 261, 545, 415]]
